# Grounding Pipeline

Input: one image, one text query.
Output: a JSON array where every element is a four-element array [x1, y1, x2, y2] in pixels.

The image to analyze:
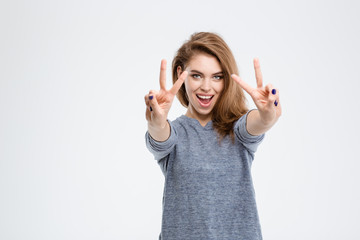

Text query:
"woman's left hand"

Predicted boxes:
[[231, 58, 281, 126]]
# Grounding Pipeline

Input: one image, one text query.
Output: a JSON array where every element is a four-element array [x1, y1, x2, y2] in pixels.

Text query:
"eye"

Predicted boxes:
[[213, 75, 223, 81], [191, 74, 201, 79]]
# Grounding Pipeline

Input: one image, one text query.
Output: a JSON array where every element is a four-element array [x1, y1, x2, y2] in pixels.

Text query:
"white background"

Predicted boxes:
[[1, 0, 359, 239]]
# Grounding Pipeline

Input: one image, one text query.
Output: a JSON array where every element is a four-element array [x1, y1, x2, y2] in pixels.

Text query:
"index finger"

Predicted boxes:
[[170, 71, 188, 95], [231, 74, 254, 95], [254, 58, 263, 88], [159, 59, 167, 90]]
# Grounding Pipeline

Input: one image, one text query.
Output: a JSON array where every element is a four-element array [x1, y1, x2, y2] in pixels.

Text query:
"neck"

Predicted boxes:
[[185, 107, 212, 127]]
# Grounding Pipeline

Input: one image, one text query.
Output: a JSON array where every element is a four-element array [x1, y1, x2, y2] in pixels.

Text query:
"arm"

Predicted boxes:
[[147, 120, 171, 142], [234, 110, 265, 156], [246, 108, 279, 136], [232, 58, 282, 136], [145, 59, 188, 141], [145, 122, 177, 161]]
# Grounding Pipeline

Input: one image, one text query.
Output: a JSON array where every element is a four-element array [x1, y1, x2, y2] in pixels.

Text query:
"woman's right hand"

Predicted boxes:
[[145, 59, 188, 141]]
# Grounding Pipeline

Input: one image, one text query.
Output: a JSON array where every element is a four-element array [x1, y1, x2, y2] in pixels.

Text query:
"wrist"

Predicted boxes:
[[148, 119, 168, 131], [147, 120, 171, 142], [257, 110, 276, 127]]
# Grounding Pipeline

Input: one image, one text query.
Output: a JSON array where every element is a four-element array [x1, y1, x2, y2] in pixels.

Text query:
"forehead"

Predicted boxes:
[[186, 53, 222, 73]]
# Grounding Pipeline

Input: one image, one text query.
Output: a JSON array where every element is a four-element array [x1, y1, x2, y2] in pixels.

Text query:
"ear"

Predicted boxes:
[[177, 66, 182, 78]]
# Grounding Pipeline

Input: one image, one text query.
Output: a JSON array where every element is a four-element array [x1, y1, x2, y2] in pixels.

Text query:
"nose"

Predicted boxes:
[[200, 78, 211, 92]]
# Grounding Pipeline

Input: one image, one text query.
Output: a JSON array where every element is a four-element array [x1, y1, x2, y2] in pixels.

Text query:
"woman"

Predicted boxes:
[[145, 32, 281, 240]]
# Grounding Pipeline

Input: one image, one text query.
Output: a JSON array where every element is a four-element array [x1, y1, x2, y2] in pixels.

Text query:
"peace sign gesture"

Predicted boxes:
[[231, 58, 281, 127], [145, 59, 188, 139]]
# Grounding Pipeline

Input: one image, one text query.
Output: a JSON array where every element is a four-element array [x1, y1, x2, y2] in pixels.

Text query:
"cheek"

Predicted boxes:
[[184, 82, 194, 102], [185, 79, 200, 95], [214, 81, 224, 93]]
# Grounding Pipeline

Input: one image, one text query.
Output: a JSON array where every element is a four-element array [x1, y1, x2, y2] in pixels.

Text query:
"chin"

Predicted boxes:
[[195, 104, 215, 117]]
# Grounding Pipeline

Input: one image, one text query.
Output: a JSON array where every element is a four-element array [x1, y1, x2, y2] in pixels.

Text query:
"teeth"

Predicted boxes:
[[197, 95, 212, 99]]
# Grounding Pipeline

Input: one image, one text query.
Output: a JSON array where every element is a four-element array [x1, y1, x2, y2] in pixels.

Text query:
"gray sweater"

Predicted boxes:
[[145, 111, 265, 240]]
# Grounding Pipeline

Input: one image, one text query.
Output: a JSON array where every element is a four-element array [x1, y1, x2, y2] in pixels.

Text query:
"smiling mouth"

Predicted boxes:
[[196, 94, 214, 106]]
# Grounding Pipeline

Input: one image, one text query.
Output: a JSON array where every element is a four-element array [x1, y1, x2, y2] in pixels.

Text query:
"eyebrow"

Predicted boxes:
[[190, 70, 224, 75]]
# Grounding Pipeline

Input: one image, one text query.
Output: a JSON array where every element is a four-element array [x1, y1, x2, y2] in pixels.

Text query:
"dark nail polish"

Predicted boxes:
[[150, 106, 153, 111], [149, 95, 153, 100], [274, 100, 278, 106], [272, 89, 276, 95]]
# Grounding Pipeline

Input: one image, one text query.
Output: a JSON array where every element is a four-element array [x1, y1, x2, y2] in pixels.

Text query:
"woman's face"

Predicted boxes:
[[180, 52, 224, 121]]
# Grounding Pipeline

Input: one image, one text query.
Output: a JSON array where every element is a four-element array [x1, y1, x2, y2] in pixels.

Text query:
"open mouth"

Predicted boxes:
[[196, 94, 214, 107]]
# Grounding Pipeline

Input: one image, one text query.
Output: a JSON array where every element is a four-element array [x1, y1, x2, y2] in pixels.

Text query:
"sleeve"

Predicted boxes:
[[145, 120, 177, 161], [234, 110, 265, 156]]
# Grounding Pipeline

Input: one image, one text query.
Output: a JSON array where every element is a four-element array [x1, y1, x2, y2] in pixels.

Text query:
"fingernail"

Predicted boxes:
[[150, 106, 153, 111], [274, 100, 278, 106], [272, 89, 276, 95], [149, 95, 153, 100]]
